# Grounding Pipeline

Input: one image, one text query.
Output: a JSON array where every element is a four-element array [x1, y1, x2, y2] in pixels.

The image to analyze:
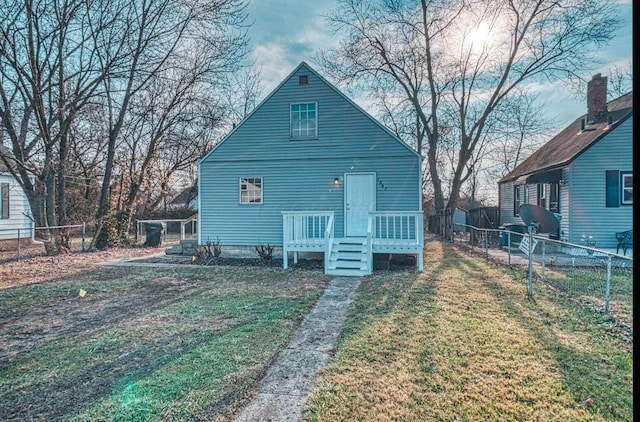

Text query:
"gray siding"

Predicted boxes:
[[566, 117, 633, 247], [499, 181, 521, 225], [199, 63, 421, 246]]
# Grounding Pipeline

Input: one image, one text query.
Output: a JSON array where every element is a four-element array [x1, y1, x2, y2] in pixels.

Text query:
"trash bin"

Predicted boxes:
[[503, 223, 527, 244], [144, 222, 164, 247]]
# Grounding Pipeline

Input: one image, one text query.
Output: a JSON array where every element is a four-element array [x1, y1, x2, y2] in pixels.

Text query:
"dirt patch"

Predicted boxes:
[[0, 247, 165, 290], [1, 264, 329, 421]]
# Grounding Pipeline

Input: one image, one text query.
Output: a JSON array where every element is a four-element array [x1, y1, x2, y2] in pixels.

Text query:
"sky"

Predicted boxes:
[[245, 0, 633, 128]]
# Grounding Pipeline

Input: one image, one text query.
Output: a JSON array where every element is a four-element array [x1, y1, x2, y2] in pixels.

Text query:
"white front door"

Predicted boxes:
[[345, 173, 376, 237]]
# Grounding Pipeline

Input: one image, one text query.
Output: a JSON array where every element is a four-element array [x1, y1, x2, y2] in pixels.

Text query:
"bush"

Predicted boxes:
[[94, 212, 131, 249], [194, 238, 222, 264], [255, 244, 274, 262]]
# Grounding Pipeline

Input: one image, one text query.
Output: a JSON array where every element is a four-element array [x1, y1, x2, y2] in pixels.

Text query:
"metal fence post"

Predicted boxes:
[[484, 229, 488, 259], [470, 227, 474, 251], [17, 228, 21, 262], [507, 231, 511, 265], [605, 256, 612, 314], [541, 240, 546, 281], [81, 222, 86, 251], [527, 226, 533, 297]]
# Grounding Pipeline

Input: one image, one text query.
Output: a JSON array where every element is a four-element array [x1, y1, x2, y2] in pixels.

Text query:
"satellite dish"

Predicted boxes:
[[519, 204, 560, 234]]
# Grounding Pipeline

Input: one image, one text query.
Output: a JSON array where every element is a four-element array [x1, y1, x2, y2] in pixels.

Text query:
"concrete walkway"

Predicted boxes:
[[234, 277, 361, 422]]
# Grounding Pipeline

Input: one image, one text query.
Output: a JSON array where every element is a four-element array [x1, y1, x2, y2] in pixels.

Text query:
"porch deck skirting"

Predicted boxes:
[[282, 211, 424, 275]]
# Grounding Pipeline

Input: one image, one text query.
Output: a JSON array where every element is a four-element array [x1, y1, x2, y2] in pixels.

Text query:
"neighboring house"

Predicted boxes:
[[0, 145, 34, 242], [198, 62, 424, 275], [167, 183, 198, 211], [498, 74, 632, 252]]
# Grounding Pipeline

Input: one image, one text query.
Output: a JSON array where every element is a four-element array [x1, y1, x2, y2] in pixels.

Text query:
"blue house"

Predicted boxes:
[[198, 62, 424, 275], [498, 74, 632, 254]]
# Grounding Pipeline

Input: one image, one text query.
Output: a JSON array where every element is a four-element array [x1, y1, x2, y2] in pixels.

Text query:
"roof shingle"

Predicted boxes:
[[499, 92, 633, 183]]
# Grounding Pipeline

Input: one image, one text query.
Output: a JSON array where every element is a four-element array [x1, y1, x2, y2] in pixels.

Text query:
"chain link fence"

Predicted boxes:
[[0, 224, 94, 263], [450, 224, 633, 328]]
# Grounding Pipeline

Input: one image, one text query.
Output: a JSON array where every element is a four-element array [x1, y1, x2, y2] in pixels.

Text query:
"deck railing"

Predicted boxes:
[[370, 212, 423, 246], [282, 211, 334, 269], [370, 211, 424, 271], [282, 210, 423, 272]]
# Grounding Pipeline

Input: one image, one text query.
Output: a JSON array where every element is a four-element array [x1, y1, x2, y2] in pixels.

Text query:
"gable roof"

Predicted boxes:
[[199, 61, 421, 164], [169, 183, 198, 206], [0, 144, 15, 173], [499, 91, 633, 184]]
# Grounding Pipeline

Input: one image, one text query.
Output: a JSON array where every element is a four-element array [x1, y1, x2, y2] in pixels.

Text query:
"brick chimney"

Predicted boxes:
[[586, 73, 607, 123]]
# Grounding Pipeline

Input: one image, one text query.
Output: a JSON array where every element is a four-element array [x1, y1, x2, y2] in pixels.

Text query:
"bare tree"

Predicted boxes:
[[1, 0, 251, 250], [319, 0, 620, 234], [92, 0, 249, 224], [0, 0, 119, 252], [607, 60, 633, 98]]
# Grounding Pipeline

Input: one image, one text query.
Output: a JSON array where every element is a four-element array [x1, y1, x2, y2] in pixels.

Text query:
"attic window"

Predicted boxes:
[[299, 75, 309, 85], [291, 103, 317, 139]]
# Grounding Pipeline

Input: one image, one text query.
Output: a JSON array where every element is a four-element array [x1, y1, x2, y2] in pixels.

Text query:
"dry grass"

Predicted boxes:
[[0, 246, 165, 289], [0, 265, 331, 421], [305, 240, 632, 421]]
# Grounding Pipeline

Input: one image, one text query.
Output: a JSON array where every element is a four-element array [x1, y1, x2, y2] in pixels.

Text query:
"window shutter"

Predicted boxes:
[[1, 182, 9, 218], [605, 170, 619, 208]]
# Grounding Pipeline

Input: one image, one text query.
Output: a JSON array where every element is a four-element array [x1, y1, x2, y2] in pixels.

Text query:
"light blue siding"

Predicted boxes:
[[199, 63, 421, 246], [206, 65, 416, 163], [567, 117, 633, 247]]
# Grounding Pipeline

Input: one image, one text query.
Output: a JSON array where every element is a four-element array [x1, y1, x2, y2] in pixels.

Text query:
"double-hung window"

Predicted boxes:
[[240, 178, 262, 204], [605, 170, 632, 207], [290, 103, 317, 139], [621, 173, 633, 205], [513, 184, 528, 216], [1, 182, 9, 219]]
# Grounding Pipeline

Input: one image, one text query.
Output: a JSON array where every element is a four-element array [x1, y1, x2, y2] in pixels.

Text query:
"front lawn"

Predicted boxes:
[[0, 265, 330, 421], [305, 240, 633, 421]]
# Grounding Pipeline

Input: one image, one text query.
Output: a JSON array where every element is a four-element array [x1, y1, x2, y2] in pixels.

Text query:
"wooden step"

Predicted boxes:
[[325, 268, 368, 277], [331, 251, 368, 261], [333, 243, 367, 252], [328, 260, 367, 270]]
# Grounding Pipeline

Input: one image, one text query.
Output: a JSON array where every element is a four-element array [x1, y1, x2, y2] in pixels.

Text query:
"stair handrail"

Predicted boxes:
[[324, 213, 334, 273], [366, 214, 373, 274], [180, 214, 197, 240]]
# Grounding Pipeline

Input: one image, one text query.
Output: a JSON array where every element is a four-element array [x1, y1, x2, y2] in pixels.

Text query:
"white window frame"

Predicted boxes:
[[621, 172, 633, 205], [290, 102, 318, 139], [239, 177, 263, 204]]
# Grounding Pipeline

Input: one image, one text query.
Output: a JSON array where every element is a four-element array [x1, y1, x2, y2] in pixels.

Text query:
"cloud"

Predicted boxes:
[[251, 43, 292, 92], [247, 0, 338, 93]]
